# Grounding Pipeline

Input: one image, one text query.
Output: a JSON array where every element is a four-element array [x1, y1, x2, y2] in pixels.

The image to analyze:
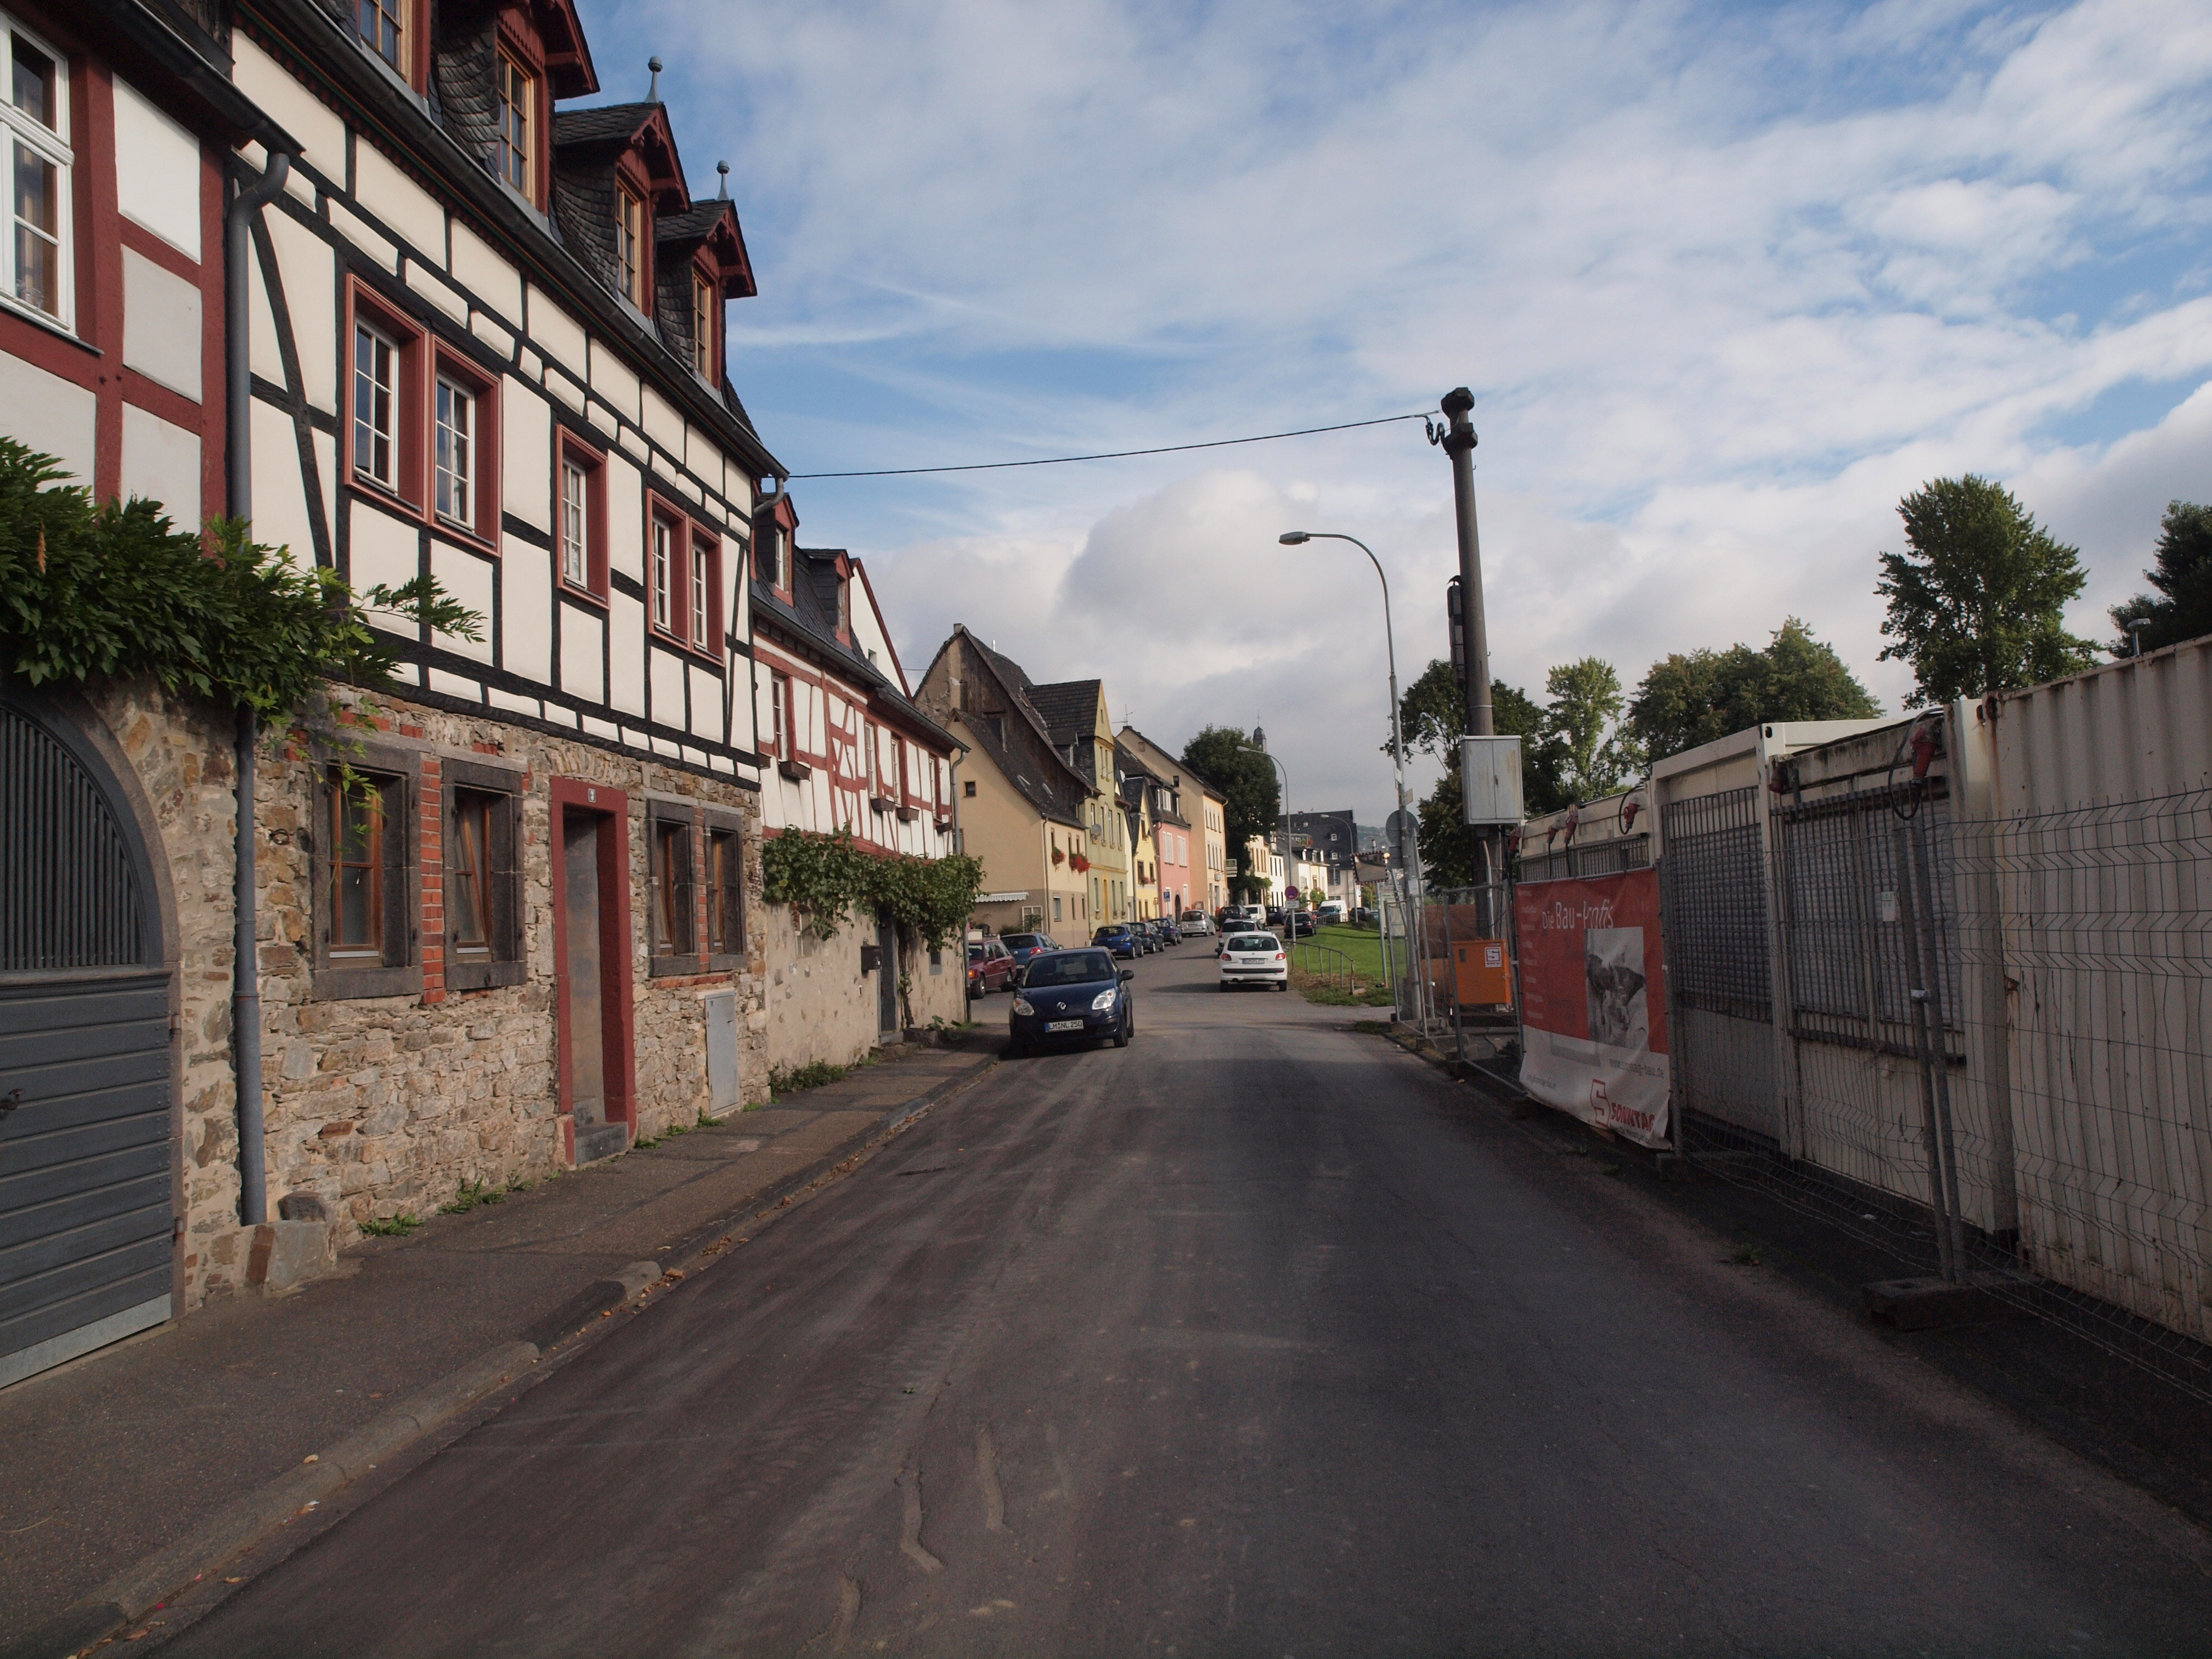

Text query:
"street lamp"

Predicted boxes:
[[1276, 531, 1430, 1028]]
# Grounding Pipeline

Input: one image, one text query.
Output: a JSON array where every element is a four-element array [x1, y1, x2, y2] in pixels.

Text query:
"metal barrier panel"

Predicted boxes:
[[1660, 787, 1779, 1143], [1984, 791, 2212, 1347]]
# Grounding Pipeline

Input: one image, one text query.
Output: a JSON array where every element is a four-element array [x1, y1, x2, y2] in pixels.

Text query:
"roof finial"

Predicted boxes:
[[647, 56, 663, 102], [716, 159, 730, 200]]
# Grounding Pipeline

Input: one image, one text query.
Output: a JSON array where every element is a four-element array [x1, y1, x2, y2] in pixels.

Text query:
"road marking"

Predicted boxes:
[[978, 1425, 1008, 1533], [898, 1468, 943, 1573]]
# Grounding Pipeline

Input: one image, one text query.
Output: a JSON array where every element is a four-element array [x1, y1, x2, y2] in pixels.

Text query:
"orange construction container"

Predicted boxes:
[[1451, 938, 1513, 1008]]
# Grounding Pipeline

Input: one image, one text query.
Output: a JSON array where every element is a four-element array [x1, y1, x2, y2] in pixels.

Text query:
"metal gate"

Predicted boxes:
[[0, 693, 174, 1388], [1659, 787, 1778, 1143]]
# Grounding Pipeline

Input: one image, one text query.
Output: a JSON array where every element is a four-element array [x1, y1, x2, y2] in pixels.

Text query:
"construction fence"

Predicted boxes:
[[1467, 639, 2212, 1401]]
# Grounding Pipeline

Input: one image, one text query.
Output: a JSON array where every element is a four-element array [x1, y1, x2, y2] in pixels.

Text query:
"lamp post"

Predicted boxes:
[[1277, 531, 1430, 1028]]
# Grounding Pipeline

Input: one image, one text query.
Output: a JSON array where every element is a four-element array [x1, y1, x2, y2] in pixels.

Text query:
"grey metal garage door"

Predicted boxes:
[[0, 695, 173, 1388]]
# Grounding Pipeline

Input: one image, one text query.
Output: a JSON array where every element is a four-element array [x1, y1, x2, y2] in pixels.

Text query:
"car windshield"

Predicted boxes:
[[1003, 935, 1043, 951], [1228, 934, 1279, 952], [1026, 951, 1117, 986], [1094, 928, 1124, 939], [966, 945, 985, 958]]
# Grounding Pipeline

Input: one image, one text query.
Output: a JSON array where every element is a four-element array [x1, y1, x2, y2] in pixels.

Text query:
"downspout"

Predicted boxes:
[[227, 147, 292, 1227]]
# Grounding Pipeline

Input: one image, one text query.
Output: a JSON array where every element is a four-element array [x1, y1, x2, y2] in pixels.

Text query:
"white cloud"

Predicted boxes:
[[585, 0, 2212, 817]]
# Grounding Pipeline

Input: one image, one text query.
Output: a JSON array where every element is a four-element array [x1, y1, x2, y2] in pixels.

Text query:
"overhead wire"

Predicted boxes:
[[784, 411, 1431, 479]]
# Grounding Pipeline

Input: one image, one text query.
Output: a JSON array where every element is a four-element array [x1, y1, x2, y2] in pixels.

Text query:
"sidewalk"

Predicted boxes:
[[0, 1040, 1000, 1654]]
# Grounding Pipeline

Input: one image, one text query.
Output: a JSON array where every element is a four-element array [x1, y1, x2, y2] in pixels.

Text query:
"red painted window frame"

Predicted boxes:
[[428, 340, 499, 549], [346, 279, 427, 510]]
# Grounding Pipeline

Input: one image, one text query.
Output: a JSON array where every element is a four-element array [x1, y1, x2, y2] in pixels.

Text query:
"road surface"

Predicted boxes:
[[162, 944, 2212, 1656]]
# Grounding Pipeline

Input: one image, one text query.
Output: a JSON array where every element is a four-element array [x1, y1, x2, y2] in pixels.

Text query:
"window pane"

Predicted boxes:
[[353, 326, 395, 485], [652, 520, 673, 628], [561, 461, 588, 584], [496, 55, 531, 195], [12, 35, 54, 128], [358, 0, 403, 66], [330, 778, 386, 959], [692, 272, 713, 376], [12, 140, 57, 317], [691, 545, 709, 647], [451, 795, 489, 950], [436, 379, 473, 525]]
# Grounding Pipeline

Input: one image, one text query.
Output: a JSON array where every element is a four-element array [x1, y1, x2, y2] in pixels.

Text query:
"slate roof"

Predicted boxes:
[[961, 715, 1084, 830], [1026, 680, 1103, 744], [551, 103, 657, 147], [752, 549, 956, 751]]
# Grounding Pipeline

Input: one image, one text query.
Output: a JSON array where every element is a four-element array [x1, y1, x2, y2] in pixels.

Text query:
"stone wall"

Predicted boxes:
[[82, 680, 770, 1310], [86, 678, 254, 1305], [759, 901, 968, 1076], [252, 690, 769, 1239]]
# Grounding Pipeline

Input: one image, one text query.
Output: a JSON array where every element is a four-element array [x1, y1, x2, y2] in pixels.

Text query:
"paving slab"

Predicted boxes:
[[0, 1042, 997, 1641]]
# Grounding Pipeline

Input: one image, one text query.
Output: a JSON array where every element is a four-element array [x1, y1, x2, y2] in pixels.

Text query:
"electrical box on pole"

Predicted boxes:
[[1460, 735, 1523, 827], [1447, 576, 1466, 691]]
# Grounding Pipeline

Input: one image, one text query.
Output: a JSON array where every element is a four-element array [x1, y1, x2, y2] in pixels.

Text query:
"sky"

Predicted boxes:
[[581, 0, 2212, 823]]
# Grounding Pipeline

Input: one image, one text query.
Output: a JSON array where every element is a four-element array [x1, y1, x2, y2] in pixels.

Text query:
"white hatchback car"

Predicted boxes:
[[1218, 931, 1288, 991]]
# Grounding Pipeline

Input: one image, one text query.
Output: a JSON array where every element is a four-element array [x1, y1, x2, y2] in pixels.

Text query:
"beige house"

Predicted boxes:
[[1025, 679, 1133, 925], [915, 628, 1094, 941], [1114, 726, 1221, 916]]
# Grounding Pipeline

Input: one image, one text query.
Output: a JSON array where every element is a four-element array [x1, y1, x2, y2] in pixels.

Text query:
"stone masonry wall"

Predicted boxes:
[[86, 678, 255, 1305], [253, 690, 769, 1240]]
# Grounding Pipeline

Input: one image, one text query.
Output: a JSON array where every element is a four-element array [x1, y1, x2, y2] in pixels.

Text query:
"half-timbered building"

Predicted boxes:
[[750, 496, 963, 1063], [1, 0, 839, 1382]]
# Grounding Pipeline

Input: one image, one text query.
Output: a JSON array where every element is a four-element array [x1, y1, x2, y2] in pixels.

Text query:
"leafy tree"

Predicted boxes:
[[2109, 501, 2212, 656], [1386, 661, 1571, 815], [1414, 766, 1483, 887], [1629, 618, 1880, 762], [1180, 724, 1279, 867], [1876, 475, 2099, 703], [1545, 657, 1641, 800]]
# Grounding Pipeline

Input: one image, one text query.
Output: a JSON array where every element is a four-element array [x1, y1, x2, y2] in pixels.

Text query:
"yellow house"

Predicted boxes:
[[1026, 679, 1134, 924], [915, 629, 1095, 939], [1115, 726, 1222, 916]]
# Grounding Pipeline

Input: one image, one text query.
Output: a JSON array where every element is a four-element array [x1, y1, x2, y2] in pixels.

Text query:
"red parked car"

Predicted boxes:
[[966, 938, 1018, 995]]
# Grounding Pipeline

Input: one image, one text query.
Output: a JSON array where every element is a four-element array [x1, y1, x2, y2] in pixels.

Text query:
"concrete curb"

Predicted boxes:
[[4, 1057, 1001, 1659]]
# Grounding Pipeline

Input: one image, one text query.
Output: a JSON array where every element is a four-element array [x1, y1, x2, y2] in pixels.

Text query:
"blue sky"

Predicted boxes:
[[580, 0, 2212, 820]]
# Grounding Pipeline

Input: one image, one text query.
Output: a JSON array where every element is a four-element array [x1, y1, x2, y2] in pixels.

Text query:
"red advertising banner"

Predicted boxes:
[[1515, 866, 1671, 1147]]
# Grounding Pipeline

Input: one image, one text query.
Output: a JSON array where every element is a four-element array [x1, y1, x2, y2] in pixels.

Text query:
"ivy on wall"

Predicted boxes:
[[761, 828, 985, 949], [0, 439, 476, 717]]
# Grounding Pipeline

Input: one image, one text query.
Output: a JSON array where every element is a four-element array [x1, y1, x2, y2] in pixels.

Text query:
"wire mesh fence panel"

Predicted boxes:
[[1978, 791, 2212, 1353], [1662, 788, 1782, 1144], [1671, 775, 2212, 1403]]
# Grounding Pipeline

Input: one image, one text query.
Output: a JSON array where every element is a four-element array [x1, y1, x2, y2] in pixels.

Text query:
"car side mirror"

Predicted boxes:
[[1119, 968, 1134, 981]]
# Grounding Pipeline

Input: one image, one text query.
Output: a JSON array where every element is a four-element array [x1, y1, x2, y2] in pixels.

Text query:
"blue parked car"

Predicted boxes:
[[1000, 932, 1059, 971], [1093, 923, 1140, 959], [1008, 949, 1135, 1055]]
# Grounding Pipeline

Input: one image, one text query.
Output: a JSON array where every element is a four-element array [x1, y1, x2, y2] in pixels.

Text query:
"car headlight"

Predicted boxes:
[[1012, 997, 1035, 1016], [1090, 989, 1116, 1011]]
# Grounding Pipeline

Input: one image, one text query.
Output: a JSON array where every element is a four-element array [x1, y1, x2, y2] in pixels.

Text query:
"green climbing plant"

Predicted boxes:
[[760, 828, 985, 949], [0, 439, 478, 718]]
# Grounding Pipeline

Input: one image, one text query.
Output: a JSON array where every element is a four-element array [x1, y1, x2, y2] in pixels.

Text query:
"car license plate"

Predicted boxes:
[[1046, 1019, 1084, 1032]]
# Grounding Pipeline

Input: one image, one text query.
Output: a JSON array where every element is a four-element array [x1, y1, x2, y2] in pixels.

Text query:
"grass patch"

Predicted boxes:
[[1293, 974, 1397, 1008], [438, 1177, 504, 1215], [768, 1059, 851, 1096], [359, 1213, 419, 1237], [1730, 1242, 1764, 1266], [1349, 1019, 1394, 1035]]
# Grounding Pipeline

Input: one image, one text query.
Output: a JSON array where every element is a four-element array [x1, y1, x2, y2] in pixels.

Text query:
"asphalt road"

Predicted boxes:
[[160, 943, 2212, 1656]]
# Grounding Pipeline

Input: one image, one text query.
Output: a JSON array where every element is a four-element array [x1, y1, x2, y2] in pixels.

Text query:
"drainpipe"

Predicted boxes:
[[227, 146, 292, 1227]]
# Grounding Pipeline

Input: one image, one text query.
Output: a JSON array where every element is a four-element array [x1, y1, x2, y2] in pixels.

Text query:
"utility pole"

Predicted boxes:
[[1438, 386, 1497, 890]]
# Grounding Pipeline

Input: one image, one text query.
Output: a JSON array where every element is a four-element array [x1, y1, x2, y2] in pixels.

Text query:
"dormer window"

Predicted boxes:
[[495, 51, 534, 200], [755, 525, 783, 588], [691, 267, 715, 378], [836, 575, 850, 635], [617, 184, 645, 307], [357, 0, 404, 66]]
